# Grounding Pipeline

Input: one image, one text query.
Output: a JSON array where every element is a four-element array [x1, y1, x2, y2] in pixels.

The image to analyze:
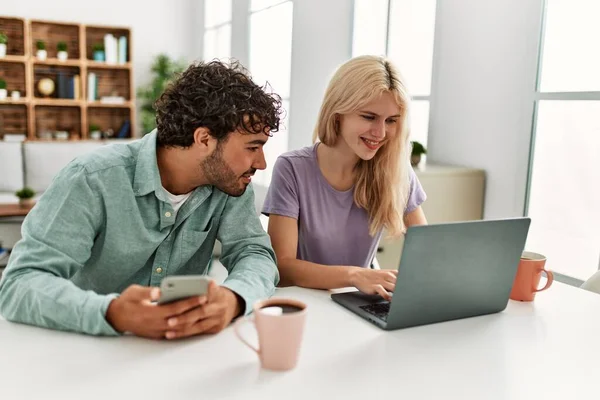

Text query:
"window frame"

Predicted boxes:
[[524, 0, 600, 284]]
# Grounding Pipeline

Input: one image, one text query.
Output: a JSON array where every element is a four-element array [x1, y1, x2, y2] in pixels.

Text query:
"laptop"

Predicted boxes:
[[331, 218, 531, 330]]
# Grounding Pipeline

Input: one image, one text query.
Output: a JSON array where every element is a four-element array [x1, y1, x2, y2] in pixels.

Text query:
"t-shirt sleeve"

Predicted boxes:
[[262, 156, 300, 219], [405, 167, 427, 214]]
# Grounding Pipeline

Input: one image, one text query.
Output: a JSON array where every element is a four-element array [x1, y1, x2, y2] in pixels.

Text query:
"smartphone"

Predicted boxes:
[[157, 275, 212, 305]]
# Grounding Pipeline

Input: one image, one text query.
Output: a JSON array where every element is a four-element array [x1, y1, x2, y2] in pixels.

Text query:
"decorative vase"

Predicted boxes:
[[36, 49, 47, 60], [19, 198, 35, 208], [0, 89, 7, 100], [0, 43, 6, 58], [11, 91, 20, 100], [411, 154, 422, 167], [93, 50, 105, 62], [57, 51, 68, 61]]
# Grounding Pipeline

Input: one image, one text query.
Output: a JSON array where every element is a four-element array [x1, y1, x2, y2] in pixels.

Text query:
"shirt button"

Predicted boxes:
[[165, 212, 172, 217], [155, 267, 163, 274]]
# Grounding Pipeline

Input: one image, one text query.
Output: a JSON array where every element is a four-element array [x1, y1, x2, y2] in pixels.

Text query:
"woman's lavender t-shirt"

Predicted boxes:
[[262, 144, 427, 268]]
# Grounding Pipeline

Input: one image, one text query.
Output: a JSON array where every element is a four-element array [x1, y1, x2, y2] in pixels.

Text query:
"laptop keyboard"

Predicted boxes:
[[360, 302, 391, 321]]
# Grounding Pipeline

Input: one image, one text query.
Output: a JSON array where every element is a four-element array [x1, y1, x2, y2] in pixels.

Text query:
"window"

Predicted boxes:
[[249, 0, 293, 185], [203, 0, 232, 61], [525, 0, 600, 281], [352, 0, 437, 147]]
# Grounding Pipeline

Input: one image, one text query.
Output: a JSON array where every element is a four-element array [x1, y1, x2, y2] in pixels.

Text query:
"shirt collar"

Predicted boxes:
[[133, 130, 167, 201]]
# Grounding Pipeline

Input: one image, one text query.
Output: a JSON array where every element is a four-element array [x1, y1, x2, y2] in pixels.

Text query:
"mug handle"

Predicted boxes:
[[234, 316, 259, 354], [534, 269, 554, 292]]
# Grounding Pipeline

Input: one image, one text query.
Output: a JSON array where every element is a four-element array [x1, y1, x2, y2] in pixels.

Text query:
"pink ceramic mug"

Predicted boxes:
[[509, 251, 554, 301], [234, 298, 307, 371]]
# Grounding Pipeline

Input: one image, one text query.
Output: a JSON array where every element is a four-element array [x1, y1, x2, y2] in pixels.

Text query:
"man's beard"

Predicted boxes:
[[201, 144, 254, 197]]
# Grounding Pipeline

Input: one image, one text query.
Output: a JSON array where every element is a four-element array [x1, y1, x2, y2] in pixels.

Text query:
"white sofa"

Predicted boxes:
[[0, 141, 109, 203], [0, 140, 269, 250]]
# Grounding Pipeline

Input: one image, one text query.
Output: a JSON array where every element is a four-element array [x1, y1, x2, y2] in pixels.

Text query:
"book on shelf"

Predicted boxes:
[[56, 72, 67, 99], [87, 72, 97, 101], [74, 75, 80, 99], [56, 73, 77, 99], [116, 119, 130, 138], [118, 36, 127, 64], [104, 34, 118, 64], [102, 34, 127, 65]]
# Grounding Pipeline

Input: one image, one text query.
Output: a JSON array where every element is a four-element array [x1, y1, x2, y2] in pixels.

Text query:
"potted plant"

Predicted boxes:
[[0, 78, 7, 100], [57, 41, 68, 61], [137, 54, 186, 134], [15, 187, 36, 208], [92, 43, 105, 62], [411, 141, 427, 167], [89, 123, 102, 139], [36, 40, 47, 60], [0, 32, 7, 58]]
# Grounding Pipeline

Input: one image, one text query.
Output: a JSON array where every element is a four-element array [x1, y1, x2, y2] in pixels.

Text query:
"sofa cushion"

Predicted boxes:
[[0, 142, 24, 193], [23, 142, 105, 193]]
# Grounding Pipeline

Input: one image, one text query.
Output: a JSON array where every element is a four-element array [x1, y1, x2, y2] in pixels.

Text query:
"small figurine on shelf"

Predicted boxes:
[[15, 187, 36, 208], [36, 40, 47, 60], [57, 41, 68, 61], [92, 43, 105, 62], [11, 90, 20, 100], [0, 32, 7, 58], [0, 79, 7, 100]]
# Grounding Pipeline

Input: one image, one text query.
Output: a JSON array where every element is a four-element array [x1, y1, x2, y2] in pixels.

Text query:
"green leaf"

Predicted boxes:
[[136, 54, 186, 135], [411, 141, 427, 156]]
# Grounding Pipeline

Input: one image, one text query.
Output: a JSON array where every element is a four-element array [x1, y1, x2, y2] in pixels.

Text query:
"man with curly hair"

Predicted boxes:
[[0, 60, 283, 339]]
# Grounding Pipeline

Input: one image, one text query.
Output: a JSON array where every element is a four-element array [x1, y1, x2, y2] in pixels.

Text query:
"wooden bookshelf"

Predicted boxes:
[[0, 17, 135, 141]]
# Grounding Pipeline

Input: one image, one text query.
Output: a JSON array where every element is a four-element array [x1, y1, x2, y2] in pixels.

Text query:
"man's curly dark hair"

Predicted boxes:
[[155, 60, 283, 147]]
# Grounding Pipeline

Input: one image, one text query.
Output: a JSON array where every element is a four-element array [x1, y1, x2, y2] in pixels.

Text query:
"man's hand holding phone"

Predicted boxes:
[[105, 276, 243, 339], [163, 280, 242, 339]]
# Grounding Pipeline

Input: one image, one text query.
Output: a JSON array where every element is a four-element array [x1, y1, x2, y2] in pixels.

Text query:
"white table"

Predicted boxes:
[[1, 282, 600, 400]]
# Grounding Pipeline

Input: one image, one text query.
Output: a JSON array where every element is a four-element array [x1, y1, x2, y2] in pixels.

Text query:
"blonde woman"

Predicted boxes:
[[262, 56, 427, 300]]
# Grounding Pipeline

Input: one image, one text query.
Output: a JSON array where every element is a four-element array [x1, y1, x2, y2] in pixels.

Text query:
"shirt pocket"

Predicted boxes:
[[178, 218, 218, 273]]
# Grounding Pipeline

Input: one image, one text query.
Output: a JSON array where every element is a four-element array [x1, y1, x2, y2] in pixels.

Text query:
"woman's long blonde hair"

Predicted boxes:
[[313, 55, 411, 237]]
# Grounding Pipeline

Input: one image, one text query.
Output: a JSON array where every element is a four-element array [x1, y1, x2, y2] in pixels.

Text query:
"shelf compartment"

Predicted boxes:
[[0, 104, 28, 139], [34, 105, 81, 140], [30, 20, 80, 60], [87, 68, 130, 101], [33, 64, 81, 100], [0, 61, 27, 97], [87, 106, 132, 139], [0, 17, 26, 56], [85, 26, 130, 62]]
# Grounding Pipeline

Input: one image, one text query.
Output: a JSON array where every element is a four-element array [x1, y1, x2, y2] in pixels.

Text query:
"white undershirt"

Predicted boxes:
[[164, 188, 193, 213]]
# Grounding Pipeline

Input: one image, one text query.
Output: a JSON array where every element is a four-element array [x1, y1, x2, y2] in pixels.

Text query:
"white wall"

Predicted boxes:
[[3, 0, 198, 135], [287, 0, 353, 150], [223, 0, 353, 150], [428, 0, 545, 218]]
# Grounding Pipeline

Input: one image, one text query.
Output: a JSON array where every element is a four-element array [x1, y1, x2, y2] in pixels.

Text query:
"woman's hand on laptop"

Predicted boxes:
[[349, 268, 397, 301]]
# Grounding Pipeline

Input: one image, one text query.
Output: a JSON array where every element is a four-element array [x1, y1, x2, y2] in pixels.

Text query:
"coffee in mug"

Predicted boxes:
[[261, 305, 304, 315]]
